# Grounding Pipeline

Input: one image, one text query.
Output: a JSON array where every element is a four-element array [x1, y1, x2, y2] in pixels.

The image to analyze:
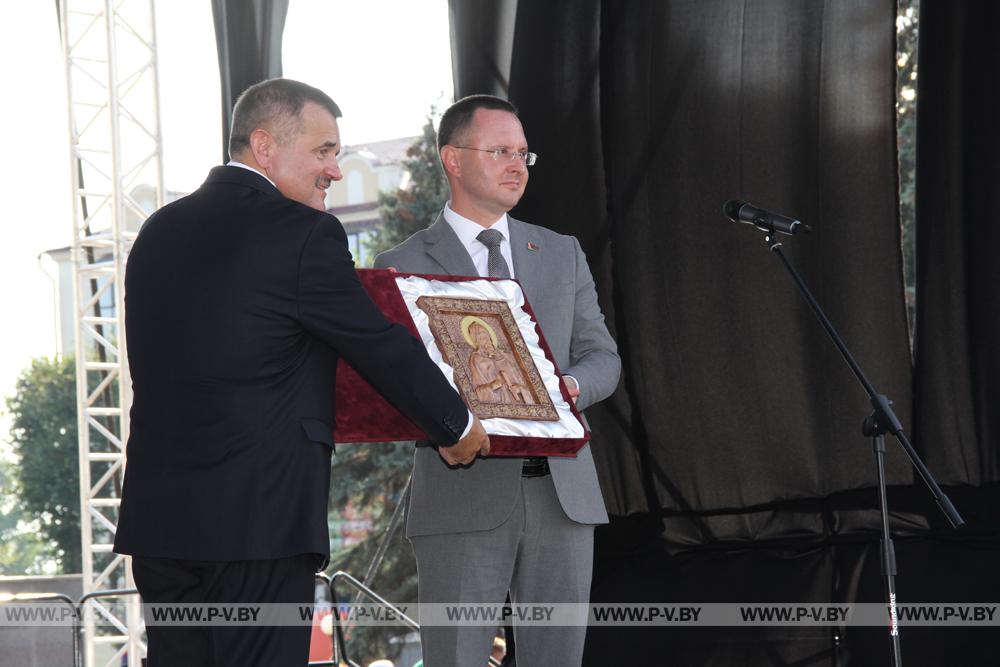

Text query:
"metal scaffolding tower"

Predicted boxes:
[[60, 0, 163, 665]]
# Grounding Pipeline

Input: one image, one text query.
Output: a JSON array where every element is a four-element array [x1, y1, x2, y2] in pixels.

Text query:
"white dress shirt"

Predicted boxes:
[[226, 160, 277, 187], [443, 203, 515, 278]]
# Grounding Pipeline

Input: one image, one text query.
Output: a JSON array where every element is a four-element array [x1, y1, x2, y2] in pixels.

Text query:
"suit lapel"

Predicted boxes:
[[508, 217, 541, 306], [425, 213, 479, 276]]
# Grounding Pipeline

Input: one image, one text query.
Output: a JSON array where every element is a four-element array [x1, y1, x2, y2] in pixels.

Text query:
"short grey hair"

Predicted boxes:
[[228, 78, 342, 158]]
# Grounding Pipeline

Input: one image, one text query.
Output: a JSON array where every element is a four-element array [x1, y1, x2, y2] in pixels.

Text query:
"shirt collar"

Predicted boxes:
[[227, 160, 277, 189], [443, 202, 510, 250]]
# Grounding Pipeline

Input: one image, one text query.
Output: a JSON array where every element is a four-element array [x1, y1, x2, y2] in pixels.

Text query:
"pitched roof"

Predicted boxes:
[[341, 136, 418, 166]]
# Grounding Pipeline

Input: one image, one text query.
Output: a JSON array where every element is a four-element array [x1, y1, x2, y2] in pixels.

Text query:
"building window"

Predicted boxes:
[[346, 171, 364, 205]]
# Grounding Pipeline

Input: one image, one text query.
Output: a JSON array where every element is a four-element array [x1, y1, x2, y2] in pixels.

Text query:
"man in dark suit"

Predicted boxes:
[[113, 78, 489, 666], [375, 95, 620, 667]]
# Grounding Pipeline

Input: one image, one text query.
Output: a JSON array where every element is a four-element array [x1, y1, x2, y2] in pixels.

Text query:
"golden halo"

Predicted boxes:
[[460, 316, 499, 348]]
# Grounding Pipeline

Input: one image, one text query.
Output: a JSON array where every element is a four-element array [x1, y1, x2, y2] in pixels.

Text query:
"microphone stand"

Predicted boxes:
[[758, 228, 964, 667]]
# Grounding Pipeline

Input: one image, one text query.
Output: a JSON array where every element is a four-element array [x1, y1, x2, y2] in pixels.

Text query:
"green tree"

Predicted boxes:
[[363, 117, 449, 264], [326, 441, 415, 663], [896, 0, 919, 337], [0, 459, 50, 575], [3, 356, 81, 574]]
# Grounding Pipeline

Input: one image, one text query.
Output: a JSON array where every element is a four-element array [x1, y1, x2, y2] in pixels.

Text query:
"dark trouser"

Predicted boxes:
[[132, 554, 319, 667]]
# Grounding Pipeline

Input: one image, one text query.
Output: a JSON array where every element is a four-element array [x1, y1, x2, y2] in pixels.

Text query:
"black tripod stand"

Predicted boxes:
[[728, 201, 964, 666]]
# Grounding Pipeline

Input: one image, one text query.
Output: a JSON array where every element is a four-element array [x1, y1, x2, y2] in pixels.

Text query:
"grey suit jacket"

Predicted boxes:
[[375, 213, 621, 537]]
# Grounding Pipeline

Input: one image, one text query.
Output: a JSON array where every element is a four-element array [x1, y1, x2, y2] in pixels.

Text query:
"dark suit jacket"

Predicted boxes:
[[113, 166, 468, 562]]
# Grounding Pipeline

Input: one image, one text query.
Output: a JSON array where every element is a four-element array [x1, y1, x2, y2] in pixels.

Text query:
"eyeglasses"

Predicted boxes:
[[453, 146, 538, 166]]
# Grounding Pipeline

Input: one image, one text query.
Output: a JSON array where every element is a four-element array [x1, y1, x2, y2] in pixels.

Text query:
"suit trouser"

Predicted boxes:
[[131, 554, 319, 667], [411, 474, 595, 667]]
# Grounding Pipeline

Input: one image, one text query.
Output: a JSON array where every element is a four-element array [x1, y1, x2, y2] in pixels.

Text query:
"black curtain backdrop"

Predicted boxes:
[[912, 1, 1000, 489], [457, 0, 914, 539], [447, 0, 518, 98], [450, 1, 1000, 664], [211, 0, 288, 162], [596, 0, 916, 544]]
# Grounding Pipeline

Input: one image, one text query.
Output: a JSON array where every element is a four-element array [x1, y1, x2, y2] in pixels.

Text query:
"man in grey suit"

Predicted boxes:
[[375, 95, 620, 667]]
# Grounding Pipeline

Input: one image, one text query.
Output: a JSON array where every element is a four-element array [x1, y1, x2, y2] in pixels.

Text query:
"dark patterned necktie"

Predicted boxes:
[[476, 228, 511, 279]]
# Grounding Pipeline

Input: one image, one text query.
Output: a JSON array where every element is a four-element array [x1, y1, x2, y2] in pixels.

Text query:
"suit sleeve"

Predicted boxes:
[[297, 217, 469, 445], [563, 237, 622, 411], [372, 250, 393, 270]]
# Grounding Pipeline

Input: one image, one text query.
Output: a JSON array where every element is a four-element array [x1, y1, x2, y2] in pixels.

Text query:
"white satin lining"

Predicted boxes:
[[396, 276, 584, 439]]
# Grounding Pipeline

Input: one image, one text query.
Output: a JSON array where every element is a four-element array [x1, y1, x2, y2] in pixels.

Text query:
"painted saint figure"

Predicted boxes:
[[462, 316, 534, 405]]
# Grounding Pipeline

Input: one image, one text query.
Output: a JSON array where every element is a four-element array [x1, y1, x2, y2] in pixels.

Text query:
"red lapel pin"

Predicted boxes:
[[527, 242, 539, 252]]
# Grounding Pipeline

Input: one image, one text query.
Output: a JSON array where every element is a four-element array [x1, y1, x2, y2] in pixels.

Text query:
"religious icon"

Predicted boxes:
[[464, 316, 535, 405], [416, 296, 559, 421]]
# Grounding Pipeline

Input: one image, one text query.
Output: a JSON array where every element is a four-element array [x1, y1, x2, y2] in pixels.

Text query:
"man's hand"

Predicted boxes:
[[563, 375, 580, 404], [439, 415, 490, 466]]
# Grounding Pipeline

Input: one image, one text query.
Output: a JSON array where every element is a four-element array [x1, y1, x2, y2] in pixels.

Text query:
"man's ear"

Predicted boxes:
[[440, 145, 461, 178], [249, 128, 275, 168]]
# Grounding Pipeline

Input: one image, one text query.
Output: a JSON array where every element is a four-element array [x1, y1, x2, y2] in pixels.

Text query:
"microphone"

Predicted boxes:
[[724, 200, 810, 235]]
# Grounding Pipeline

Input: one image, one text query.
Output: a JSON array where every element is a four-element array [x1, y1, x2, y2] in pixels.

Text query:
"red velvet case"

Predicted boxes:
[[334, 269, 589, 457]]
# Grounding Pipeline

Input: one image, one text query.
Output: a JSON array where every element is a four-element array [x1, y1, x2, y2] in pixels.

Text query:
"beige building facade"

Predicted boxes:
[[324, 136, 415, 267]]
